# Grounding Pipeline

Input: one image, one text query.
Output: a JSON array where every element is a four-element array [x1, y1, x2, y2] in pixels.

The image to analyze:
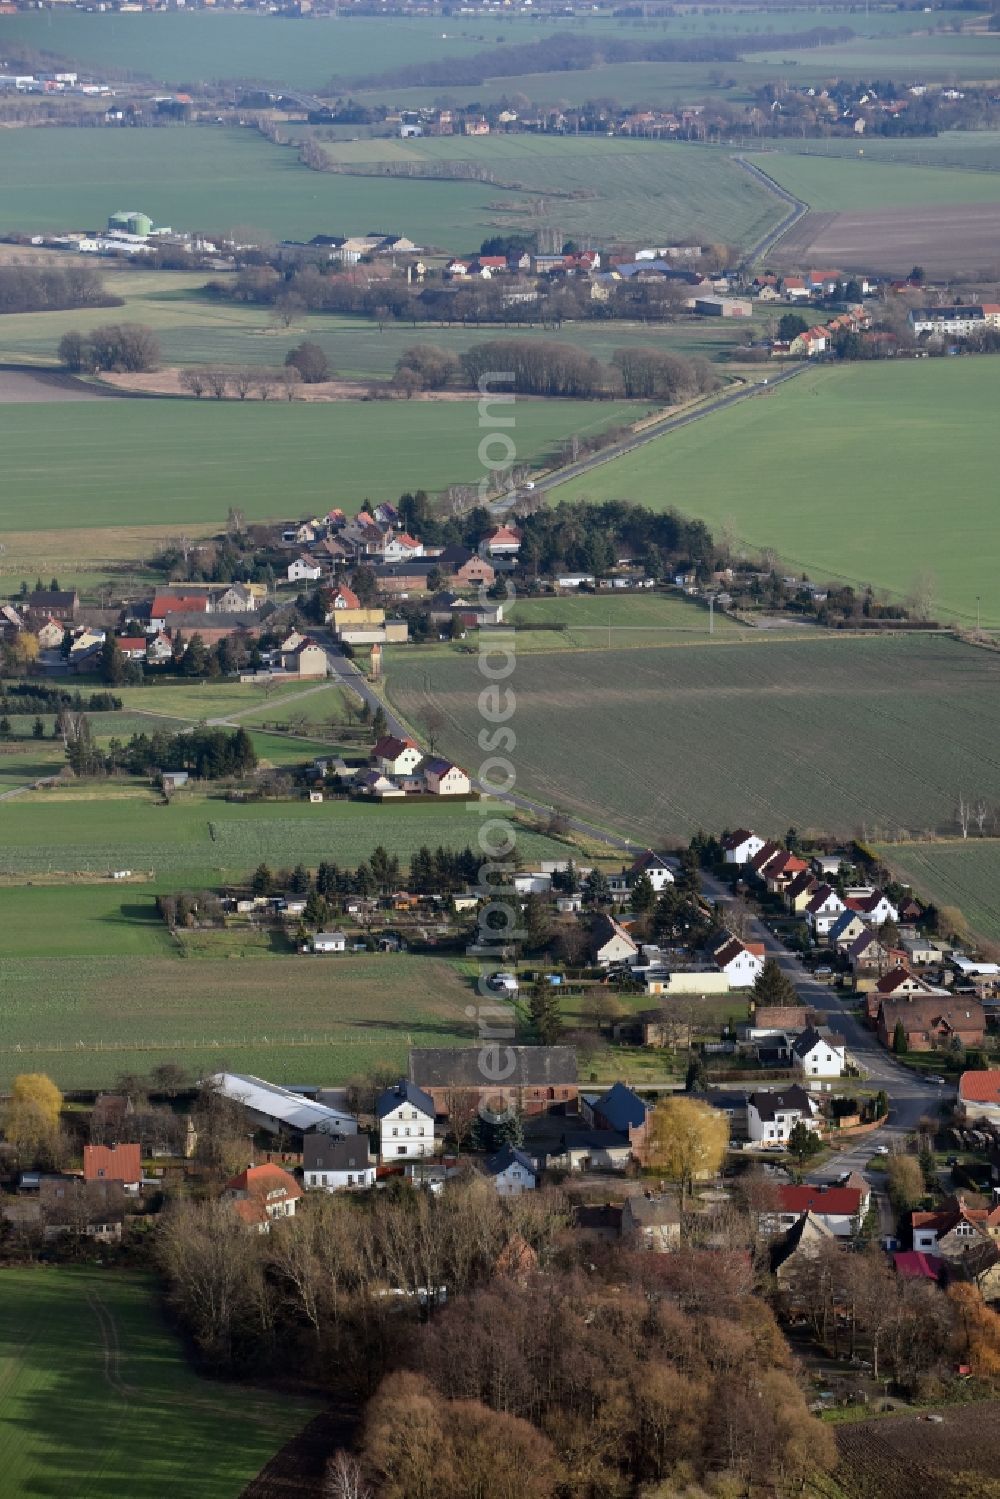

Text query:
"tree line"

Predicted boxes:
[[0, 263, 117, 316], [393, 338, 721, 400], [62, 716, 256, 780]]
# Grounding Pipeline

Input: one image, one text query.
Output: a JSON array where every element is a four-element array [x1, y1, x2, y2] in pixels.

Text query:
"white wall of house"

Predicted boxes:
[[719, 951, 764, 988], [305, 1165, 375, 1191], [380, 1102, 434, 1160], [724, 834, 766, 865], [747, 1104, 819, 1144], [794, 1042, 845, 1078], [491, 1161, 536, 1195]]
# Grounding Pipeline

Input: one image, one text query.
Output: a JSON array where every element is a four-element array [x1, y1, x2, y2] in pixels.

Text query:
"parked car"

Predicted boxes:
[[874, 1145, 890, 1157], [488, 971, 519, 995]]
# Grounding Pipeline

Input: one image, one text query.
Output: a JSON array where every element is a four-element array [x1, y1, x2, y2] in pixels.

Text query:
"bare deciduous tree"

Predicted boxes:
[[204, 368, 230, 401], [325, 1452, 371, 1499], [179, 368, 207, 399], [957, 793, 972, 840]]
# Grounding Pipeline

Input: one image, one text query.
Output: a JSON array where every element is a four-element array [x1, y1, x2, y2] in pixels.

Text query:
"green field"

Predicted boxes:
[[0, 397, 645, 532], [0, 127, 497, 248], [753, 31, 1000, 84], [0, 127, 785, 254], [504, 590, 752, 648], [0, 9, 951, 91], [749, 149, 1000, 211], [309, 134, 784, 250], [753, 130, 1000, 175], [0, 1268, 312, 1498], [387, 633, 1000, 842], [0, 789, 566, 880], [0, 266, 767, 373], [549, 360, 1000, 627], [874, 838, 1000, 945], [0, 948, 481, 1088]]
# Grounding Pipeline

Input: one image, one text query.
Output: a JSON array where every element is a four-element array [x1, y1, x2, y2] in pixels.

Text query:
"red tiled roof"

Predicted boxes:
[[777, 1185, 862, 1216], [83, 1143, 142, 1184], [226, 1162, 302, 1199], [151, 595, 207, 616], [959, 1070, 1000, 1105], [892, 1250, 944, 1280], [328, 585, 360, 608]]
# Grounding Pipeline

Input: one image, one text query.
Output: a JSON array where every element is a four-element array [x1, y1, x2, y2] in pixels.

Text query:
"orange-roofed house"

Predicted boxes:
[[83, 1143, 142, 1192], [959, 1070, 1000, 1125], [327, 584, 360, 611], [224, 1163, 302, 1231], [150, 595, 210, 628], [483, 525, 522, 559]]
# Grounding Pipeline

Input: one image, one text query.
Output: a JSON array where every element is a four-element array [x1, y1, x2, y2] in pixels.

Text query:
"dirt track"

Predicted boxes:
[[773, 203, 1000, 278], [0, 366, 124, 403]]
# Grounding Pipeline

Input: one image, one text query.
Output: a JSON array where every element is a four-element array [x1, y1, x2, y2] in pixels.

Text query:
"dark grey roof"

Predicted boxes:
[[595, 1082, 649, 1133], [409, 1046, 578, 1089], [484, 1145, 537, 1178], [625, 1193, 681, 1227], [303, 1134, 373, 1173], [27, 589, 77, 609], [376, 1078, 435, 1120], [749, 1084, 813, 1122], [561, 1129, 630, 1151]]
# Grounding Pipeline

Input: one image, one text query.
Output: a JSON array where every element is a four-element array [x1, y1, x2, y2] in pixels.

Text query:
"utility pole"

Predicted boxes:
[[977, 595, 982, 631], [709, 595, 715, 636]]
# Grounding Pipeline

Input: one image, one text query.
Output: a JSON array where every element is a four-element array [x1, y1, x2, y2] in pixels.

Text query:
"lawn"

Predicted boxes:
[[754, 129, 1000, 175], [0, 883, 175, 959], [0, 789, 567, 880], [0, 397, 646, 532], [0, 951, 482, 1089], [0, 1267, 314, 1498], [873, 838, 1000, 946], [548, 359, 1000, 627], [387, 633, 1000, 843], [748, 149, 1000, 212]]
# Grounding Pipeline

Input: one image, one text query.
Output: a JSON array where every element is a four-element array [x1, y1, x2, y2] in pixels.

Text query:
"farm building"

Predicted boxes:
[[208, 1071, 356, 1138], [409, 1046, 578, 1119]]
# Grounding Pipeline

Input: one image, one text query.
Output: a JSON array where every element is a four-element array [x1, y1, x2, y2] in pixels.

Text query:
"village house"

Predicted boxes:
[[771, 1211, 837, 1287], [959, 1071, 1000, 1126], [312, 930, 347, 954], [911, 1196, 1000, 1295], [409, 1046, 578, 1120], [711, 933, 765, 989], [83, 1142, 142, 1192], [149, 594, 209, 629], [484, 1144, 538, 1196], [326, 583, 361, 612], [877, 994, 986, 1052], [747, 1084, 821, 1145], [804, 883, 847, 935], [281, 638, 327, 677], [828, 910, 869, 952], [303, 1134, 376, 1191], [287, 555, 323, 583], [556, 1129, 633, 1173], [722, 829, 767, 865], [482, 525, 522, 561], [216, 584, 257, 613], [621, 1192, 681, 1252], [628, 849, 675, 891], [584, 1081, 652, 1153], [373, 734, 423, 777], [377, 1079, 436, 1161], [750, 1004, 811, 1032], [591, 912, 639, 967], [26, 587, 78, 622], [34, 616, 66, 650], [422, 758, 472, 796], [791, 1026, 846, 1078], [763, 1182, 867, 1239], [224, 1163, 302, 1230]]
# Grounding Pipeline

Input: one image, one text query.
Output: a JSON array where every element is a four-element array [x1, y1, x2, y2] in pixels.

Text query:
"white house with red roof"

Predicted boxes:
[[383, 532, 424, 563], [763, 1182, 866, 1238], [781, 275, 809, 300], [327, 583, 361, 611], [287, 555, 323, 583], [844, 890, 899, 925], [373, 735, 423, 777], [150, 594, 210, 629], [483, 525, 522, 560]]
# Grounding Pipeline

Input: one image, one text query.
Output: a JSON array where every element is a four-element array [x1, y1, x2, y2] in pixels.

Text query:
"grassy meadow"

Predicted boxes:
[[873, 838, 1000, 946], [549, 359, 1000, 627], [0, 1268, 314, 1497], [753, 130, 1000, 175], [0, 397, 646, 533], [505, 590, 753, 649], [0, 945, 481, 1088], [0, 788, 566, 880], [387, 633, 1000, 843]]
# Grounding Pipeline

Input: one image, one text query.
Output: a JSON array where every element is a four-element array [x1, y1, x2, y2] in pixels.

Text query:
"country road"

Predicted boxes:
[[733, 154, 811, 266]]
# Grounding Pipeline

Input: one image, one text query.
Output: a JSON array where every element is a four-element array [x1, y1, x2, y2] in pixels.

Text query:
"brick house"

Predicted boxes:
[[409, 1046, 578, 1119], [83, 1143, 142, 1192], [877, 995, 986, 1052]]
